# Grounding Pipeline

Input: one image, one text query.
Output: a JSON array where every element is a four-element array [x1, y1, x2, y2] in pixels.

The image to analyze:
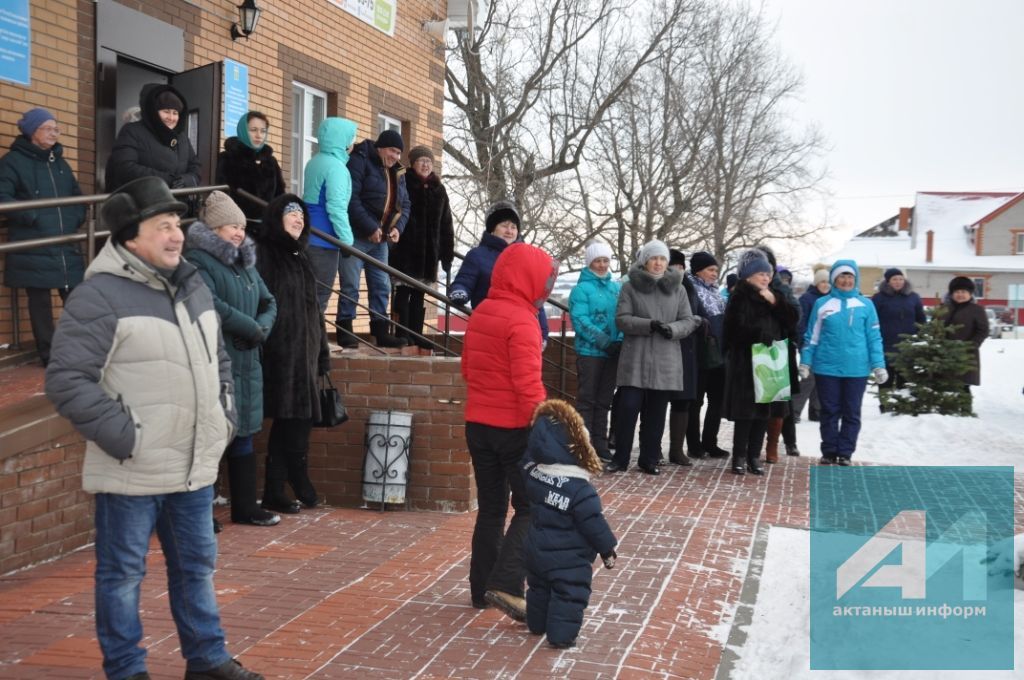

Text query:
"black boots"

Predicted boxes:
[[228, 455, 280, 526], [261, 454, 300, 514], [370, 319, 406, 348], [336, 319, 358, 348], [287, 454, 319, 508], [667, 411, 692, 466]]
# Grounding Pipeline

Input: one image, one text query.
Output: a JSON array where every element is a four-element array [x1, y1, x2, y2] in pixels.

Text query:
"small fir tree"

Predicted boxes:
[[879, 306, 976, 417]]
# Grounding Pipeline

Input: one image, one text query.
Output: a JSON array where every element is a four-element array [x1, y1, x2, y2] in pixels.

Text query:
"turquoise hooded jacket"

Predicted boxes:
[[303, 117, 357, 249], [569, 267, 622, 357], [801, 259, 885, 377]]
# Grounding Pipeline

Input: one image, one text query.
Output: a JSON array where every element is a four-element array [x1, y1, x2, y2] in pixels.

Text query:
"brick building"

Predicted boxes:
[[0, 0, 448, 346]]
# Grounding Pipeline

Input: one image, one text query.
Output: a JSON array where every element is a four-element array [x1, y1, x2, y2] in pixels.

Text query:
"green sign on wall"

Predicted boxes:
[[330, 0, 396, 37]]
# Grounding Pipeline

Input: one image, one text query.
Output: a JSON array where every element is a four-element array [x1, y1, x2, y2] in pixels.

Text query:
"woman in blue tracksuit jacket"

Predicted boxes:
[[800, 260, 886, 464], [302, 117, 358, 313], [522, 399, 617, 649], [568, 242, 622, 460]]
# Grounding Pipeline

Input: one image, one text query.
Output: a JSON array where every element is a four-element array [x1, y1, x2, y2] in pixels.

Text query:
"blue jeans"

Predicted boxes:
[[94, 486, 231, 678], [814, 374, 867, 458], [307, 245, 340, 315], [337, 238, 390, 322]]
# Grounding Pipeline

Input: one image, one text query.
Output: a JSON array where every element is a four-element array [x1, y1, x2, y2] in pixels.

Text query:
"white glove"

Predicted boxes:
[[872, 367, 889, 384], [449, 289, 469, 305], [798, 364, 810, 380]]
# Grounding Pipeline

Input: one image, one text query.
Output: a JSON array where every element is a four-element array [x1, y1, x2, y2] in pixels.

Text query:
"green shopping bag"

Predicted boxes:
[[751, 339, 792, 403]]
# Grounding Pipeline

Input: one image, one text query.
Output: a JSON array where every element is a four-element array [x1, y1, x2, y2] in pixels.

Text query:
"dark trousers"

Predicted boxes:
[[613, 386, 671, 469], [466, 422, 530, 600], [732, 418, 769, 466], [526, 568, 590, 646], [690, 365, 725, 450], [815, 375, 867, 458], [26, 287, 70, 364], [576, 355, 618, 458]]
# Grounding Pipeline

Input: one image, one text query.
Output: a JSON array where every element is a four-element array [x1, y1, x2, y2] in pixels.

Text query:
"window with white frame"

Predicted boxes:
[[291, 82, 327, 195], [971, 277, 986, 299], [378, 113, 401, 136]]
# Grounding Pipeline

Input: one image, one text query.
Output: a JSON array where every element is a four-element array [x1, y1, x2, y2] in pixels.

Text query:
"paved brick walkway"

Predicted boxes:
[[0, 454, 818, 679]]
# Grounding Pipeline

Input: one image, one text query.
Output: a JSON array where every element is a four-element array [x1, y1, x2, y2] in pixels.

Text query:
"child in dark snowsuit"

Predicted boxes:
[[522, 399, 618, 649]]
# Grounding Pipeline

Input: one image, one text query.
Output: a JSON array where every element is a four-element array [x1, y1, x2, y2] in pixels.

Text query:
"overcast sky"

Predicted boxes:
[[762, 0, 1024, 261]]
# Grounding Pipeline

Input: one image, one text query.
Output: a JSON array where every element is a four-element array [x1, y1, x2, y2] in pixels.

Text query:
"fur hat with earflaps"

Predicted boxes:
[[530, 399, 604, 474]]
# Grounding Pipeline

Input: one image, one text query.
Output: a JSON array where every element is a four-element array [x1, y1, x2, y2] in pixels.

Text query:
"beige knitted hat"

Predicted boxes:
[[200, 190, 246, 229]]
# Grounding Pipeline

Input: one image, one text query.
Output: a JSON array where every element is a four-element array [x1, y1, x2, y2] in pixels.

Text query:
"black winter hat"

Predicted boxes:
[[948, 276, 975, 294], [689, 251, 718, 273], [883, 267, 904, 281], [485, 200, 521, 233], [101, 177, 187, 236], [669, 249, 686, 268], [375, 129, 404, 151], [155, 90, 184, 112]]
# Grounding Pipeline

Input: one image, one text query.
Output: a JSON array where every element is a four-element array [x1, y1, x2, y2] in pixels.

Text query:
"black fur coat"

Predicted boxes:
[[389, 172, 455, 282], [722, 280, 800, 420], [216, 137, 285, 227]]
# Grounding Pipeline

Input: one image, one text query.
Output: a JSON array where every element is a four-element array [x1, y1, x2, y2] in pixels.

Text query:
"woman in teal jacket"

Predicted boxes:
[[800, 260, 885, 465], [302, 117, 358, 316], [568, 242, 622, 460], [186, 191, 279, 526]]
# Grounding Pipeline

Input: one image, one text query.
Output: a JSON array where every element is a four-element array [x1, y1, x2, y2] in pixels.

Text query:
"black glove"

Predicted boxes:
[[169, 176, 186, 189], [655, 322, 674, 340], [231, 336, 259, 351], [601, 549, 617, 569], [698, 316, 711, 334], [649, 319, 660, 334], [595, 332, 611, 350], [605, 341, 622, 358]]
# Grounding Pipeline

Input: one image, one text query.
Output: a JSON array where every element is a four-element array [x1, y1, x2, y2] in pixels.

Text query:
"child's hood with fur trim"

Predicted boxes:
[[527, 399, 603, 475]]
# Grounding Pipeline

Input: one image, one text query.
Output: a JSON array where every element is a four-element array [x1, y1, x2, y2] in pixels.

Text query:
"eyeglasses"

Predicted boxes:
[[37, 126, 60, 134]]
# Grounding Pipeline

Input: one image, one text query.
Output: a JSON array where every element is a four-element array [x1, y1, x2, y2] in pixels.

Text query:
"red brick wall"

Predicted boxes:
[[0, 431, 93, 574]]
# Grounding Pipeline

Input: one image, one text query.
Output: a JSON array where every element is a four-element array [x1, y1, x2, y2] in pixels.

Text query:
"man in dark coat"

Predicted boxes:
[[105, 84, 201, 196], [389, 146, 454, 347], [793, 266, 830, 422], [871, 267, 926, 407], [0, 107, 86, 366], [340, 129, 411, 347], [522, 399, 617, 649]]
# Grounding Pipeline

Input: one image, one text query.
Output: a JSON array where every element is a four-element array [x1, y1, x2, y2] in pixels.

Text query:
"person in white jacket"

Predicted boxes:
[[45, 177, 262, 680]]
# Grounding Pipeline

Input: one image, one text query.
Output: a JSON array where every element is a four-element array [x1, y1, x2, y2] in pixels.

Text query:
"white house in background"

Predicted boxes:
[[829, 191, 1024, 322]]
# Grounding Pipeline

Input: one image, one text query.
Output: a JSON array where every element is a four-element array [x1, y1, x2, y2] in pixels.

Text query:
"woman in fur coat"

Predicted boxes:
[[255, 194, 331, 513], [722, 250, 799, 475], [216, 111, 285, 231]]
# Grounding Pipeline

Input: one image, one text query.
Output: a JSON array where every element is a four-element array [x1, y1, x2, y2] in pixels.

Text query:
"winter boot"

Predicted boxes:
[[228, 455, 280, 526], [764, 417, 782, 463], [336, 319, 358, 348], [668, 410, 691, 466], [261, 454, 300, 514], [410, 304, 434, 349], [287, 453, 319, 508], [730, 452, 746, 475], [370, 319, 406, 348]]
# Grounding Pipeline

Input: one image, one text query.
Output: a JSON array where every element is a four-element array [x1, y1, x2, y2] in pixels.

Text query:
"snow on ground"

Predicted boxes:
[[794, 338, 1024, 471], [732, 339, 1024, 678], [731, 527, 1024, 680]]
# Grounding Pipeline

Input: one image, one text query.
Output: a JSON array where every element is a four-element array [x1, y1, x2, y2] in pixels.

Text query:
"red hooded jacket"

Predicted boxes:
[[461, 243, 557, 428]]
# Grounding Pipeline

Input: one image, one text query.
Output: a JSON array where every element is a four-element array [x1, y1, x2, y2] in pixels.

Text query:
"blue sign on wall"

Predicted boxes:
[[0, 0, 31, 86], [222, 59, 249, 139]]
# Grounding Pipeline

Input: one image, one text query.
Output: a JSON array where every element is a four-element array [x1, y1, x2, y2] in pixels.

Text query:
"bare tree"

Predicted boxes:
[[586, 2, 827, 271], [443, 0, 696, 260]]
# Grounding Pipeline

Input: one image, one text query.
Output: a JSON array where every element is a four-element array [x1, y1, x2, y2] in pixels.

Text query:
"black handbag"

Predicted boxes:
[[314, 373, 349, 427], [699, 334, 725, 369]]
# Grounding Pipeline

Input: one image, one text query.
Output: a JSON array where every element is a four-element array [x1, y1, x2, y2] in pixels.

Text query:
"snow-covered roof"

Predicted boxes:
[[831, 191, 1024, 272]]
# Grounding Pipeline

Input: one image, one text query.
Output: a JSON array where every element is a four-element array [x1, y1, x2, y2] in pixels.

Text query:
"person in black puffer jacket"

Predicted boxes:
[[216, 111, 285, 233], [105, 84, 201, 204], [871, 267, 926, 407], [522, 399, 618, 650]]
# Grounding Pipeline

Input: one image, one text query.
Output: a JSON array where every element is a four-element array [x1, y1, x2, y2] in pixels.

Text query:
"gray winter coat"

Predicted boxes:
[[45, 239, 236, 495], [615, 266, 699, 391]]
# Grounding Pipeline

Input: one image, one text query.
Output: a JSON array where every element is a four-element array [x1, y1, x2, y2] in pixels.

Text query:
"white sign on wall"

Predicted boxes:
[[329, 0, 396, 36]]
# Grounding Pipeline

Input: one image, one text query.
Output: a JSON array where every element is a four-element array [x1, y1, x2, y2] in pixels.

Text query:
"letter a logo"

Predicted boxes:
[[836, 511, 926, 599]]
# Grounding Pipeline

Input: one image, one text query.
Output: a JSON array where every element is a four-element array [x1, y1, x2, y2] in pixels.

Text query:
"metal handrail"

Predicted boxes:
[[0, 186, 577, 399]]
